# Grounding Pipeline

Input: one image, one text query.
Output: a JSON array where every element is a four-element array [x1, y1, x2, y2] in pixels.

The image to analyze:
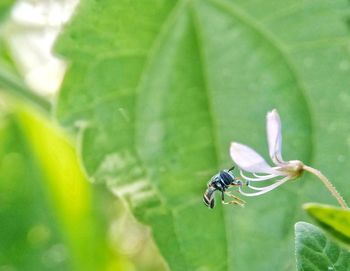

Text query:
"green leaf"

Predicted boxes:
[[0, 0, 13, 22], [56, 0, 350, 270], [0, 68, 51, 112], [304, 203, 350, 246], [295, 222, 350, 271], [0, 0, 16, 74], [0, 104, 111, 271], [0, 1, 51, 112]]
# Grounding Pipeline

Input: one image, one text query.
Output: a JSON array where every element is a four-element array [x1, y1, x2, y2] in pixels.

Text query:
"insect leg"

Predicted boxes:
[[224, 191, 246, 206], [228, 179, 246, 188], [221, 191, 244, 206], [222, 198, 245, 207]]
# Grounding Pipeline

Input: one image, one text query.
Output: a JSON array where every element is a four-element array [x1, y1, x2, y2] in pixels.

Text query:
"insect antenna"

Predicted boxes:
[[228, 165, 235, 172]]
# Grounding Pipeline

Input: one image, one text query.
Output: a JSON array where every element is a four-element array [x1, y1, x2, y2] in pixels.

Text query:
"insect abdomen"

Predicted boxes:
[[203, 186, 216, 208]]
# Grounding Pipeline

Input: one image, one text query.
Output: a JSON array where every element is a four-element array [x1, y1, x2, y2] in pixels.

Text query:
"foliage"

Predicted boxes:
[[304, 203, 350, 247], [0, 0, 13, 22], [295, 222, 350, 271], [1, 0, 350, 270], [0, 104, 111, 271], [55, 0, 350, 270]]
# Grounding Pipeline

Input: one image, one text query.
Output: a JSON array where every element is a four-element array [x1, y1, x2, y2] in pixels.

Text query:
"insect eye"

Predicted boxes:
[[220, 171, 234, 185]]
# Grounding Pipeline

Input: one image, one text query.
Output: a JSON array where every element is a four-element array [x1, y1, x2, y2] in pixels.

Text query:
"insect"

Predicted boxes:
[[203, 166, 245, 208]]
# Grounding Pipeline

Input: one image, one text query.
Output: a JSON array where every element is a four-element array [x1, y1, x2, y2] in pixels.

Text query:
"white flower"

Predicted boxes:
[[228, 109, 348, 209], [230, 109, 304, 196]]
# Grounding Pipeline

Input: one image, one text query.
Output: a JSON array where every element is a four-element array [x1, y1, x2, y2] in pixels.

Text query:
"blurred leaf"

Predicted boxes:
[[0, 0, 51, 112], [295, 222, 350, 271], [0, 0, 15, 72], [0, 68, 51, 112], [0, 104, 111, 271], [56, 0, 350, 270], [0, 25, 50, 111], [304, 203, 350, 246], [0, 0, 13, 22]]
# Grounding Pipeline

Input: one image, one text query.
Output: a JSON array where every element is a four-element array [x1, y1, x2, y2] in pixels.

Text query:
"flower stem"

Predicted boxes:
[[303, 165, 348, 209]]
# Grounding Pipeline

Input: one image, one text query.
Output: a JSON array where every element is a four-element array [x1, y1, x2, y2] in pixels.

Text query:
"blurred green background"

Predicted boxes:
[[0, 104, 167, 271], [0, 2, 168, 271], [1, 0, 350, 271]]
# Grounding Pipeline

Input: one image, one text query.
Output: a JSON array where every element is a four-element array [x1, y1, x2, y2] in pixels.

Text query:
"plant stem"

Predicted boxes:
[[303, 165, 348, 209]]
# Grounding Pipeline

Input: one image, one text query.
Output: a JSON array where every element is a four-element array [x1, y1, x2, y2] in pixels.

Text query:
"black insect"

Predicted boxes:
[[203, 166, 245, 208]]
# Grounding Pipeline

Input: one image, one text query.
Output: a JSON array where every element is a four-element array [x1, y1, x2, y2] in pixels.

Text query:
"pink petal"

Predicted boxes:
[[230, 142, 276, 174], [266, 109, 284, 164]]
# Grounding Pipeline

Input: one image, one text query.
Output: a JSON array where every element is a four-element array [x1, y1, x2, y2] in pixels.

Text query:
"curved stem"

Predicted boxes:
[[303, 165, 348, 209]]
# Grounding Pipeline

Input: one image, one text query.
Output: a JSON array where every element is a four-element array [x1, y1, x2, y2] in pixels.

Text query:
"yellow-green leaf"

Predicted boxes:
[[0, 103, 111, 271], [304, 203, 350, 246]]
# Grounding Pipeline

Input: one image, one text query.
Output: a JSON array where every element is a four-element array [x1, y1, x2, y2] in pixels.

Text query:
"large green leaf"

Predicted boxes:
[[56, 0, 350, 270], [295, 222, 350, 271], [304, 203, 350, 246]]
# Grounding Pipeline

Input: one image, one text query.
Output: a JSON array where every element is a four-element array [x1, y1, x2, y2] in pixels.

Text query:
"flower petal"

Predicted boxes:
[[240, 170, 277, 182], [239, 176, 290, 197], [266, 109, 284, 164], [230, 142, 276, 174]]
